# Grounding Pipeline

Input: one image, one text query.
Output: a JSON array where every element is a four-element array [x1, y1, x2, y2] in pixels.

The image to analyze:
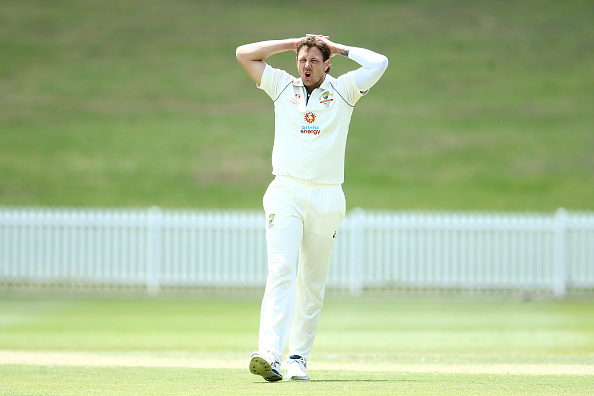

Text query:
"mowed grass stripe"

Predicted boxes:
[[1, 350, 593, 375], [0, 297, 592, 394]]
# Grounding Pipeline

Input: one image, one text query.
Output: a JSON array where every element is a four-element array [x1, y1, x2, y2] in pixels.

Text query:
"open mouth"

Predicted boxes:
[[305, 72, 311, 78]]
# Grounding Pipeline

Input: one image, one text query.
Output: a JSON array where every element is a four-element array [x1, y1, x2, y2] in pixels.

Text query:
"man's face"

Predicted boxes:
[[297, 46, 330, 91]]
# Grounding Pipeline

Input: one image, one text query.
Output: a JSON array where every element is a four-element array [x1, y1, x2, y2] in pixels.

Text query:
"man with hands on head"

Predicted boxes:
[[236, 34, 388, 382]]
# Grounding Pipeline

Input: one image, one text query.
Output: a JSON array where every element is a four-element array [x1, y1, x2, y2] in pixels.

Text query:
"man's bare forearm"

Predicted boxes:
[[236, 38, 300, 85], [236, 39, 298, 62]]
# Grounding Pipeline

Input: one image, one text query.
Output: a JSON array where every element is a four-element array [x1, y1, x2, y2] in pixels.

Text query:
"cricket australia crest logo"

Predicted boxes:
[[268, 214, 275, 228], [319, 91, 334, 108]]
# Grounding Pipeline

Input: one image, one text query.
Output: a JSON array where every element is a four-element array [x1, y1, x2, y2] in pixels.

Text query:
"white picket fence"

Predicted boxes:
[[1, 207, 593, 296]]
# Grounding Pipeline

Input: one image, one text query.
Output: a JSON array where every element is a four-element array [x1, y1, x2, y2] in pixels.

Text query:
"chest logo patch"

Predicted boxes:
[[301, 112, 320, 136], [319, 91, 334, 108]]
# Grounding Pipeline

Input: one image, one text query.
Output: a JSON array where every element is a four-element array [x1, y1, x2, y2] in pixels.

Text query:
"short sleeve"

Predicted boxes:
[[334, 70, 367, 107], [258, 64, 295, 101]]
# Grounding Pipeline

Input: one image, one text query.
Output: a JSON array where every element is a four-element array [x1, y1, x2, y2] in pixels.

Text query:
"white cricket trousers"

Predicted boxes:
[[258, 175, 346, 362]]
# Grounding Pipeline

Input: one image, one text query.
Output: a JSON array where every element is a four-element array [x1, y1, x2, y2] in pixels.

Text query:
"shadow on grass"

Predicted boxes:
[[311, 379, 425, 383], [255, 379, 425, 383]]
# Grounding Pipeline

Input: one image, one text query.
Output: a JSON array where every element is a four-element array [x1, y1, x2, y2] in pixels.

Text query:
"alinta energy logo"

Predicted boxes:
[[301, 112, 321, 136]]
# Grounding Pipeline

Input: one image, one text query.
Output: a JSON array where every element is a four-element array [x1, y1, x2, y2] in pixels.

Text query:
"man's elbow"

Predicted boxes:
[[236, 46, 246, 62], [237, 48, 255, 70]]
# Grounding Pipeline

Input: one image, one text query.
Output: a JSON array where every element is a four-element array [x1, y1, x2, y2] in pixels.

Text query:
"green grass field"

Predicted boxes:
[[0, 296, 593, 395], [2, 2, 593, 392], [1, 0, 592, 210]]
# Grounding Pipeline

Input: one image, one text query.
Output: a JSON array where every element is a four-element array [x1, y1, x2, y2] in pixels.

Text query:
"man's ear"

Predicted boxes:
[[324, 60, 330, 72]]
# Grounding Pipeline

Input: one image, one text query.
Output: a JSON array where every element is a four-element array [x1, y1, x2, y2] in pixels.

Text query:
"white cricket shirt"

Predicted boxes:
[[258, 64, 366, 184]]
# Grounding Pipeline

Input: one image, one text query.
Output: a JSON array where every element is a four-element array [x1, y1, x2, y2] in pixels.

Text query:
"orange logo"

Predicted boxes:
[[304, 112, 316, 124]]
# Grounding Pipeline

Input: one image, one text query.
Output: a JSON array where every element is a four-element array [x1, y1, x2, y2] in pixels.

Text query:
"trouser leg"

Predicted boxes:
[[258, 215, 303, 361], [288, 231, 336, 360], [289, 186, 345, 360]]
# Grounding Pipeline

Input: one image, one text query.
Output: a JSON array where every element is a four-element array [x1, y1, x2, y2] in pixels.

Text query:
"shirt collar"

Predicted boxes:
[[293, 74, 334, 91]]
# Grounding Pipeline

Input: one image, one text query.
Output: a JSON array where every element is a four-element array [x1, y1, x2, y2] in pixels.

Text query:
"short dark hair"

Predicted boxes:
[[297, 36, 331, 74]]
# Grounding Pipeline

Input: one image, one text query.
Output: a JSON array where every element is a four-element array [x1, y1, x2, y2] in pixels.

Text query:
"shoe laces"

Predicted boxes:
[[288, 354, 307, 370]]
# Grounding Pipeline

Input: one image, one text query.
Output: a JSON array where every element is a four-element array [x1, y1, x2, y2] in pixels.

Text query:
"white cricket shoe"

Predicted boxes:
[[249, 351, 282, 382], [284, 355, 310, 380]]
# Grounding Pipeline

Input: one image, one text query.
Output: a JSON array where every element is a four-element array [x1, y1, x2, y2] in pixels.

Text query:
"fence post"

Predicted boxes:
[[553, 208, 568, 298], [347, 208, 365, 294], [146, 206, 163, 294]]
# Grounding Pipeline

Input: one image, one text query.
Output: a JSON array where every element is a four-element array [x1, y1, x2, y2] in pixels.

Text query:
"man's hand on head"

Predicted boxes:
[[305, 34, 349, 58]]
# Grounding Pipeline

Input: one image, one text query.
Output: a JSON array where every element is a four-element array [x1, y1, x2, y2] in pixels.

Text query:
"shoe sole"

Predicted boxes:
[[249, 355, 282, 382], [287, 375, 310, 381]]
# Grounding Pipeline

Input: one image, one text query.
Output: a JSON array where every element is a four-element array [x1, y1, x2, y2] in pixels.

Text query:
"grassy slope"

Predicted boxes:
[[0, 0, 592, 210]]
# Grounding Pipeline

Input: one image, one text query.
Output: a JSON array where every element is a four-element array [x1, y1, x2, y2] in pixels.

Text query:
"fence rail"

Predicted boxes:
[[1, 207, 593, 296]]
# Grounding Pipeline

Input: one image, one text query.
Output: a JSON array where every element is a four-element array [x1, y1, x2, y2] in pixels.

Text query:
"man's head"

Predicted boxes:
[[296, 36, 331, 90]]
